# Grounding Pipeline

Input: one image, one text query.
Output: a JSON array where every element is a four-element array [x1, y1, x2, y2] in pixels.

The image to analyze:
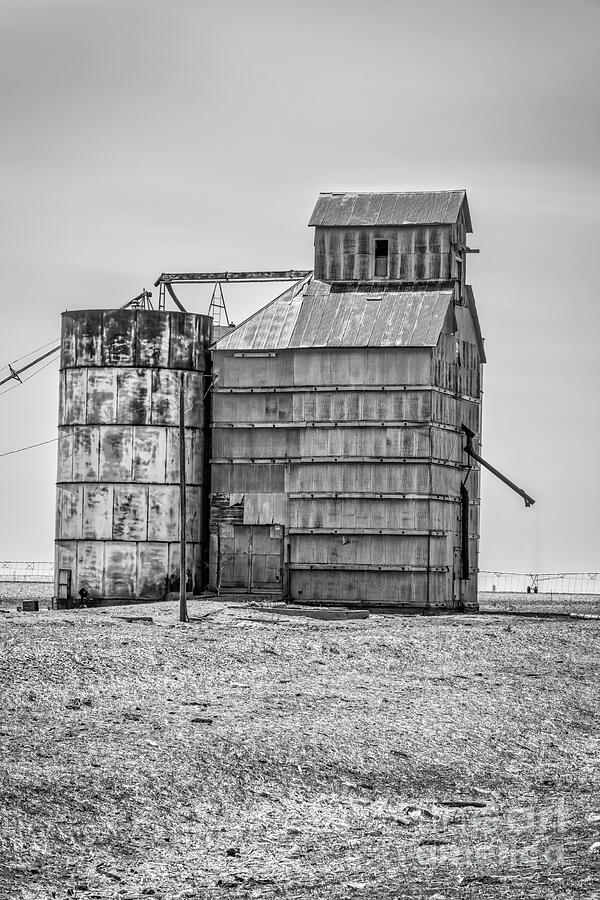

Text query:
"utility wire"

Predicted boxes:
[[11, 337, 60, 366], [0, 353, 60, 399], [0, 434, 66, 458], [0, 419, 115, 459]]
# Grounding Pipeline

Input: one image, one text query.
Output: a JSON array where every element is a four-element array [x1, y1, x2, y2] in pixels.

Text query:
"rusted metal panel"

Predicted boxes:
[[166, 428, 204, 485], [170, 313, 205, 370], [99, 427, 133, 481], [112, 485, 148, 541], [117, 369, 151, 425], [102, 310, 137, 366], [62, 369, 87, 424], [167, 542, 204, 594], [77, 541, 105, 595], [72, 427, 100, 481], [136, 312, 170, 367], [60, 315, 77, 368], [104, 542, 137, 599], [148, 485, 179, 541], [56, 429, 74, 481], [186, 486, 203, 541], [82, 485, 113, 539], [86, 370, 117, 423], [132, 426, 167, 483], [184, 372, 205, 427], [308, 191, 469, 227], [57, 484, 83, 539], [151, 369, 179, 425], [76, 311, 103, 366], [137, 543, 169, 599]]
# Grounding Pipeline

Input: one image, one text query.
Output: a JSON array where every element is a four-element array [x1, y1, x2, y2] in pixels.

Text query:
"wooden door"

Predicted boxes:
[[250, 525, 283, 593], [218, 523, 251, 591], [218, 524, 283, 594]]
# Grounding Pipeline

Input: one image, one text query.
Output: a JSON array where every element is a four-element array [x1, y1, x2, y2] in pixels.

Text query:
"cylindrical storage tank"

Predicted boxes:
[[54, 308, 212, 604]]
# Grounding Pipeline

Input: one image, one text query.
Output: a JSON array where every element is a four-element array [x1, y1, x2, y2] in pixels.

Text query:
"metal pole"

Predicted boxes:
[[0, 344, 61, 388], [179, 375, 188, 622]]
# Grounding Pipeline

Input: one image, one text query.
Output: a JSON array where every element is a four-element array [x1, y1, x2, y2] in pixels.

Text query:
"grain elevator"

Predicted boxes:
[[55, 189, 489, 610]]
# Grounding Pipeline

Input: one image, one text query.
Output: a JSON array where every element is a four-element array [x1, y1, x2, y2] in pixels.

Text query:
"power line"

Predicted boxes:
[[0, 418, 121, 459], [0, 353, 60, 399], [0, 434, 64, 458], [11, 337, 60, 366]]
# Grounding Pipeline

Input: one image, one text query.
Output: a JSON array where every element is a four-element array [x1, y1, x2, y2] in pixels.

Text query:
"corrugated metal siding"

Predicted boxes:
[[313, 225, 454, 283], [210, 338, 482, 607], [215, 281, 454, 351], [209, 190, 482, 608], [308, 191, 469, 227]]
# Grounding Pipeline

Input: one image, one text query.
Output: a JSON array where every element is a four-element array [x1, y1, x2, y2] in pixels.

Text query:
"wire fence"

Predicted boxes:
[[0, 561, 54, 583], [1, 562, 599, 596], [479, 571, 600, 595]]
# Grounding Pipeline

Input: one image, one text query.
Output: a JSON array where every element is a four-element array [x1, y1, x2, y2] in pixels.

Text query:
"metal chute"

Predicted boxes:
[[461, 424, 535, 507]]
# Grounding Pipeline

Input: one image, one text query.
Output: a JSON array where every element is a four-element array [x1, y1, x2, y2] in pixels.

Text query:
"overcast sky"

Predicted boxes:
[[1, 0, 599, 576]]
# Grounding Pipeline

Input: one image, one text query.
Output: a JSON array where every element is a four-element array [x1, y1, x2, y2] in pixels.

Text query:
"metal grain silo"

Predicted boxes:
[[54, 308, 211, 604]]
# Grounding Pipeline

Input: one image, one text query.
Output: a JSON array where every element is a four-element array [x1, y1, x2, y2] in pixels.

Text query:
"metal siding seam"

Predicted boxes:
[[338, 291, 363, 346], [289, 286, 320, 348], [300, 289, 331, 348], [273, 295, 303, 349], [361, 294, 382, 346], [390, 292, 412, 346], [323, 292, 349, 348]]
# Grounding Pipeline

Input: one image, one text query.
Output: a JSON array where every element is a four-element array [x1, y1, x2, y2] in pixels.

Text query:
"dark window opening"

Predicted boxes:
[[374, 239, 389, 277]]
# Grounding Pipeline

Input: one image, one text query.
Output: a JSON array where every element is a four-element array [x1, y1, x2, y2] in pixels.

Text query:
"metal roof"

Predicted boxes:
[[465, 284, 486, 364], [308, 190, 471, 231], [214, 277, 455, 351]]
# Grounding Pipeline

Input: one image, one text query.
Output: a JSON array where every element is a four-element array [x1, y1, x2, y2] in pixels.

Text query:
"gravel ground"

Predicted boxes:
[[1, 598, 599, 899], [0, 583, 53, 603]]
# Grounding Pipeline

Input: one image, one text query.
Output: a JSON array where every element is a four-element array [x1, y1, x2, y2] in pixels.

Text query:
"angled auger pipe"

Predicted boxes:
[[461, 424, 535, 508]]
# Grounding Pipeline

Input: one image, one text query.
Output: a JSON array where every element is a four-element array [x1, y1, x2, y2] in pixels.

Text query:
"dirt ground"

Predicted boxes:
[[1, 596, 599, 900]]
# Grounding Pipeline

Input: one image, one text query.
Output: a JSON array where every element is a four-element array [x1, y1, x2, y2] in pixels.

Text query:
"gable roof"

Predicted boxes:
[[309, 190, 471, 231], [213, 277, 455, 351]]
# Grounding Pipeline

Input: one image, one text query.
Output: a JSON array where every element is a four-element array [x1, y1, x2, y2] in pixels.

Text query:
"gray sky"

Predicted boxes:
[[1, 0, 599, 574]]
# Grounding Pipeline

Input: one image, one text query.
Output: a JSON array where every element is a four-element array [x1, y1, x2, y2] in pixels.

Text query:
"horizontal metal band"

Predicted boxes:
[[54, 539, 205, 546], [213, 421, 463, 432], [289, 528, 447, 536], [211, 456, 470, 468], [289, 563, 450, 573], [287, 492, 467, 501], [56, 480, 205, 487], [215, 384, 481, 401], [60, 363, 209, 373]]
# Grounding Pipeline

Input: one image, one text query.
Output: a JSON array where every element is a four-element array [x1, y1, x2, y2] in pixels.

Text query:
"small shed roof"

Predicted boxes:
[[308, 190, 471, 231], [214, 277, 455, 351]]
